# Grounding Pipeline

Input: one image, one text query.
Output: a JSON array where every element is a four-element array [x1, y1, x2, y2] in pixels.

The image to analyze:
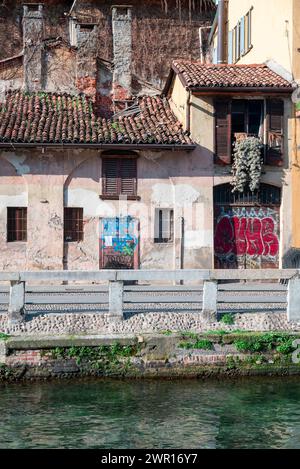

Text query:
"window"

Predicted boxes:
[[7, 207, 27, 242], [228, 7, 253, 63], [102, 157, 138, 199], [64, 208, 83, 242], [154, 209, 174, 243], [215, 98, 283, 166]]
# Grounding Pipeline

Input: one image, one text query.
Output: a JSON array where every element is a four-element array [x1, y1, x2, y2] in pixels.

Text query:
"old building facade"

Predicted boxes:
[[0, 1, 215, 272], [209, 0, 300, 267], [0, 0, 297, 272]]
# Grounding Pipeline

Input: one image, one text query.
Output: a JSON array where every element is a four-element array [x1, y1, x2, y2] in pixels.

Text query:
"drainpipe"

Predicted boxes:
[[186, 90, 191, 133], [217, 0, 228, 64]]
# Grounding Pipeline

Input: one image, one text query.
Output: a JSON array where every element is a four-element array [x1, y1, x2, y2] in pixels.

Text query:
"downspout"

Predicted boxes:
[[186, 89, 191, 133], [217, 0, 228, 64]]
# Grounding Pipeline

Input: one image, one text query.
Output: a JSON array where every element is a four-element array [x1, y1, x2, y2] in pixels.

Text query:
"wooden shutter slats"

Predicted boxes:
[[120, 159, 136, 195], [215, 100, 231, 165], [266, 99, 284, 166], [102, 157, 137, 197]]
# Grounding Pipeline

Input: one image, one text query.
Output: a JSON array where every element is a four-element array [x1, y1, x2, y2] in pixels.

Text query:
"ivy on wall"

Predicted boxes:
[[231, 136, 263, 193]]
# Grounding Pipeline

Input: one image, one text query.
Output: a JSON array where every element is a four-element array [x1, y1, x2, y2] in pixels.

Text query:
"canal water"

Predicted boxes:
[[1, 377, 300, 449]]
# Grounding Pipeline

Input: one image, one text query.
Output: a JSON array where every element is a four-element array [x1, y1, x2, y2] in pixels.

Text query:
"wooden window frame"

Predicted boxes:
[[101, 155, 140, 200], [7, 207, 27, 242], [64, 207, 84, 243]]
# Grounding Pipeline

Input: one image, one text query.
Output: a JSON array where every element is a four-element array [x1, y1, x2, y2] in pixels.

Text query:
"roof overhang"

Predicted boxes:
[[190, 87, 294, 95], [0, 143, 196, 152]]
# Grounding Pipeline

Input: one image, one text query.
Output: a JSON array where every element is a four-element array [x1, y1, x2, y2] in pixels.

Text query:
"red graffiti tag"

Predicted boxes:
[[214, 212, 279, 259]]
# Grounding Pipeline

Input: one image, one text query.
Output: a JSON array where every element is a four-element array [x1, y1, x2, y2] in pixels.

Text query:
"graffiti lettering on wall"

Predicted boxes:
[[214, 207, 280, 268], [101, 217, 138, 256]]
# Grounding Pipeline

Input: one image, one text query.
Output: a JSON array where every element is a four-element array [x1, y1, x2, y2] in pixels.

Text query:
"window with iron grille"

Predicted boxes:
[[102, 157, 137, 198], [154, 209, 174, 243], [64, 208, 83, 242], [7, 207, 27, 242]]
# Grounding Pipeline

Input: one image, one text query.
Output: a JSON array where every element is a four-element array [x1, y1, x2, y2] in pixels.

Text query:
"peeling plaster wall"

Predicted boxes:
[[0, 146, 214, 272]]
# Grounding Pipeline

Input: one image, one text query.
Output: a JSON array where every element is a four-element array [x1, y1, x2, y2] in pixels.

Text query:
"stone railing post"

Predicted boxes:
[[287, 277, 300, 322], [202, 280, 218, 322], [108, 280, 124, 321], [8, 280, 25, 322]]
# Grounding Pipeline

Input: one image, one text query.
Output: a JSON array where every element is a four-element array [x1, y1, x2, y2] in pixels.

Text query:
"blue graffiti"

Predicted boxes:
[[101, 217, 138, 255]]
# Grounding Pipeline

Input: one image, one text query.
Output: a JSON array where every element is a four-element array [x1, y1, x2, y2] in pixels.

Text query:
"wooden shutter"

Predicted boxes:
[[120, 158, 137, 196], [240, 16, 245, 56], [228, 30, 233, 64], [103, 158, 118, 195], [215, 100, 232, 165], [266, 99, 284, 166]]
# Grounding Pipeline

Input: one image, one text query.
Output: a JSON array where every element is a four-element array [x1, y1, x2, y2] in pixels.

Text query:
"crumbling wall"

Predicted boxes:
[[0, 0, 214, 92]]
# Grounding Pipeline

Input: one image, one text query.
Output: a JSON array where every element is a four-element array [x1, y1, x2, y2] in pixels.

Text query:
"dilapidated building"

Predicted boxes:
[[0, 1, 296, 272]]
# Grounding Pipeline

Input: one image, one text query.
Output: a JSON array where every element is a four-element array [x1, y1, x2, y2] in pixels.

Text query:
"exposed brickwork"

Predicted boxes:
[[6, 349, 45, 365], [0, 0, 215, 91]]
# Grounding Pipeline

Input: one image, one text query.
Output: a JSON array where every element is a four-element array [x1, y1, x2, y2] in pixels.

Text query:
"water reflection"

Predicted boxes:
[[1, 378, 300, 448]]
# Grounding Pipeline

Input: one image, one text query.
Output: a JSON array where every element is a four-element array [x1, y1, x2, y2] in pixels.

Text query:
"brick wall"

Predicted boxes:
[[0, 0, 215, 92]]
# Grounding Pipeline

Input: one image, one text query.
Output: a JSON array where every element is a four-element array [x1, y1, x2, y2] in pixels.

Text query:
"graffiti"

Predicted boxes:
[[214, 207, 279, 266], [101, 217, 138, 256]]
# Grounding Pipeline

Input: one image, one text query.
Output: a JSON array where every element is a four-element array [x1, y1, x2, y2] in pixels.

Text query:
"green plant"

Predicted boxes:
[[231, 136, 263, 193], [160, 330, 173, 336], [194, 339, 214, 350], [180, 331, 199, 340], [47, 343, 138, 373], [233, 333, 297, 355], [178, 338, 213, 351], [0, 332, 10, 341], [220, 313, 235, 325]]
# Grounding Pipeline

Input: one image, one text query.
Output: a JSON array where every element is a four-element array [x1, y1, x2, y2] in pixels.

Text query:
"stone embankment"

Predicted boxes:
[[1, 331, 300, 381], [1, 311, 300, 336]]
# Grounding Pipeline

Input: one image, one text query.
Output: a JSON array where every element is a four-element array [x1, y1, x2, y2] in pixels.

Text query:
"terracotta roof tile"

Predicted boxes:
[[172, 61, 293, 90], [0, 91, 193, 146]]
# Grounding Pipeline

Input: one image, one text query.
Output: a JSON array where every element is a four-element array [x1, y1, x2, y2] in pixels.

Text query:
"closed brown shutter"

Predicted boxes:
[[120, 158, 136, 196], [266, 99, 284, 166], [215, 100, 231, 165], [102, 158, 118, 195], [102, 157, 137, 197]]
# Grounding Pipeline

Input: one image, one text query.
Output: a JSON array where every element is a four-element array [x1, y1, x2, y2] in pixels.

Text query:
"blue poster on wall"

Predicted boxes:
[[101, 216, 138, 256]]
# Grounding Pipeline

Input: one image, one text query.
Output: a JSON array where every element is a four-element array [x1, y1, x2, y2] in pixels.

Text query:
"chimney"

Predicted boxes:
[[217, 0, 228, 64], [111, 6, 132, 107], [22, 3, 44, 92], [76, 22, 98, 99]]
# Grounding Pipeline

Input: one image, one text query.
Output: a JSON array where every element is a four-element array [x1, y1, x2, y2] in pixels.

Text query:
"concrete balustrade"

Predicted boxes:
[[1, 269, 299, 323]]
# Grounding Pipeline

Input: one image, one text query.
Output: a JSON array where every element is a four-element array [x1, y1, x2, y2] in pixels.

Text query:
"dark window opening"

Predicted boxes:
[[231, 99, 263, 139], [154, 209, 174, 243], [214, 183, 281, 206], [64, 208, 83, 242], [7, 207, 27, 242]]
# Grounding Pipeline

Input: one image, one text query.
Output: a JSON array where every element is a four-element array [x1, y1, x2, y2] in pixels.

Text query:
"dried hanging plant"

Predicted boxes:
[[160, 0, 216, 15], [231, 136, 263, 193]]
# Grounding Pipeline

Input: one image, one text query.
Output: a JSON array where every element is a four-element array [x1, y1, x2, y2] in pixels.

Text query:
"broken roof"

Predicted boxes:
[[0, 91, 194, 149], [165, 61, 294, 92]]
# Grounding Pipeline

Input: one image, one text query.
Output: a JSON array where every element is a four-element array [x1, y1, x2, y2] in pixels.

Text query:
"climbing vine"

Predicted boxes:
[[231, 136, 263, 193]]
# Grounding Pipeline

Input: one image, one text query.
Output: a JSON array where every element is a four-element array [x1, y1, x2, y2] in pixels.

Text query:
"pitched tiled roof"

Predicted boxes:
[[0, 91, 193, 146], [171, 61, 293, 90]]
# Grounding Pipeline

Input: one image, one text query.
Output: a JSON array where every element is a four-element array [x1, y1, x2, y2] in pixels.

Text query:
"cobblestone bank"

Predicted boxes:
[[1, 311, 300, 335]]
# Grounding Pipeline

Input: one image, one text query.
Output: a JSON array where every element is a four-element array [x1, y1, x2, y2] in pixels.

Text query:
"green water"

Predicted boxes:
[[1, 377, 300, 449]]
